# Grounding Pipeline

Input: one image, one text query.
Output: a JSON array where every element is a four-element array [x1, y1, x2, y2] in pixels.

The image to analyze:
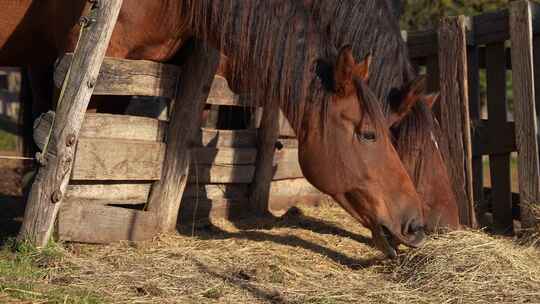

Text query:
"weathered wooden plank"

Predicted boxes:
[[272, 148, 303, 180], [71, 138, 165, 180], [471, 120, 516, 156], [54, 54, 180, 99], [19, 0, 125, 246], [183, 184, 248, 200], [147, 41, 220, 233], [269, 178, 320, 197], [206, 75, 242, 106], [438, 16, 476, 227], [197, 128, 257, 148], [249, 103, 281, 215], [179, 198, 250, 223], [66, 182, 151, 204], [58, 203, 156, 243], [275, 138, 298, 149], [510, 1, 540, 228], [468, 44, 484, 208], [188, 164, 255, 184], [191, 147, 257, 165], [425, 55, 441, 120], [33, 112, 166, 150], [278, 110, 295, 137], [485, 42, 514, 234]]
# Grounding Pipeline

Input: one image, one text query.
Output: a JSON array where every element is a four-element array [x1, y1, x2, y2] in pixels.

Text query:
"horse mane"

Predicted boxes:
[[307, 0, 450, 185], [180, 0, 389, 136]]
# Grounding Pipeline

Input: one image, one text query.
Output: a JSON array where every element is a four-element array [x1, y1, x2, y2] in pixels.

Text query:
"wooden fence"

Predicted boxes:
[[406, 0, 540, 233]]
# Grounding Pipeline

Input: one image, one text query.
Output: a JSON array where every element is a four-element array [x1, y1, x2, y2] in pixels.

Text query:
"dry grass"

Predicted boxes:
[[21, 202, 536, 304]]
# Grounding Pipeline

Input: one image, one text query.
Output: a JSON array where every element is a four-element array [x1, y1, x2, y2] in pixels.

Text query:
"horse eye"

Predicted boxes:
[[357, 131, 377, 142]]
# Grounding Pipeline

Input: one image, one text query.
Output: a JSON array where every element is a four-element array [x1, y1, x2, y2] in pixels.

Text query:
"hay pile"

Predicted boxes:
[[47, 202, 539, 304]]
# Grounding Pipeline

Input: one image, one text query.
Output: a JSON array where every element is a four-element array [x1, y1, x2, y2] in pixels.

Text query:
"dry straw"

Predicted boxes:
[[44, 202, 540, 304]]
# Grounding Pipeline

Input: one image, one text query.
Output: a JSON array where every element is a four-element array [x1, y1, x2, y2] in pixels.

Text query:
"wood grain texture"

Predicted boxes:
[[54, 54, 180, 99], [510, 0, 540, 228], [468, 45, 484, 209], [70, 138, 165, 180], [188, 164, 255, 184], [278, 110, 296, 137], [147, 41, 220, 233], [191, 147, 257, 165], [19, 0, 124, 246], [485, 42, 514, 234], [206, 75, 242, 106], [272, 148, 304, 180], [66, 182, 151, 204], [33, 112, 166, 151], [438, 16, 476, 227], [196, 128, 257, 148], [471, 120, 516, 156], [183, 184, 248, 200], [57, 203, 156, 243], [249, 104, 281, 215], [179, 198, 250, 224]]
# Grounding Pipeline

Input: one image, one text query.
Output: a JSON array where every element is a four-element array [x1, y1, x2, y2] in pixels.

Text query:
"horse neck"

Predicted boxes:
[[184, 0, 327, 130]]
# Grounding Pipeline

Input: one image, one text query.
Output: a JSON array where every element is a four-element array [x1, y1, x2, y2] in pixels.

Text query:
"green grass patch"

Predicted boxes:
[[0, 128, 17, 151], [0, 239, 106, 304]]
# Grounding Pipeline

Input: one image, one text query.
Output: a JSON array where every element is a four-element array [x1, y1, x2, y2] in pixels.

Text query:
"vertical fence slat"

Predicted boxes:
[[468, 45, 485, 212], [510, 0, 540, 228], [249, 103, 280, 215], [438, 16, 477, 227], [486, 42, 514, 234], [426, 55, 441, 120], [147, 40, 220, 232], [18, 0, 124, 246]]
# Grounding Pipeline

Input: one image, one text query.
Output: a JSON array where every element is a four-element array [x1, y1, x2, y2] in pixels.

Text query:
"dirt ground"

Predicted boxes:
[[0, 155, 26, 243]]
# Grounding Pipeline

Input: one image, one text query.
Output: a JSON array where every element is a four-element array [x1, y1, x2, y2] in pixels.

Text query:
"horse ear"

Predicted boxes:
[[353, 53, 372, 81], [334, 45, 356, 97], [423, 92, 440, 109], [387, 76, 426, 127]]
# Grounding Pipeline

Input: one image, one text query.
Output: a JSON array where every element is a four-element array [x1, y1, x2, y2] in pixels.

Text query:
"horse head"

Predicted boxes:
[[299, 46, 427, 257]]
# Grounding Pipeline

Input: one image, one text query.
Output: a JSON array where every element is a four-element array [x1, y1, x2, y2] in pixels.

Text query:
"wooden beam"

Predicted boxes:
[[66, 182, 151, 204], [18, 0, 124, 246], [147, 40, 220, 232], [196, 128, 257, 148], [206, 75, 243, 106], [179, 198, 250, 223], [191, 147, 257, 165], [57, 203, 156, 243], [33, 112, 166, 150], [485, 42, 514, 234], [510, 0, 540, 228], [54, 54, 180, 99], [468, 44, 484, 209], [438, 16, 476, 227], [471, 120, 516, 156], [183, 184, 248, 200], [188, 164, 255, 184], [249, 103, 280, 215]]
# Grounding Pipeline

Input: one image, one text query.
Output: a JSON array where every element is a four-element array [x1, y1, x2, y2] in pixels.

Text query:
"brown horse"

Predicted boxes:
[[1, 0, 428, 256], [217, 0, 460, 231]]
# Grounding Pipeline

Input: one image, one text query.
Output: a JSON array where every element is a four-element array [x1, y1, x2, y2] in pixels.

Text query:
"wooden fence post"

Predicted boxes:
[[18, 0, 124, 246], [438, 16, 477, 227], [249, 104, 280, 215], [147, 40, 220, 233], [510, 0, 540, 228]]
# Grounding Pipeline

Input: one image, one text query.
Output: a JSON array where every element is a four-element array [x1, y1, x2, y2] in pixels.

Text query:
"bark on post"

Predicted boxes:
[[510, 0, 540, 228], [249, 103, 280, 216], [18, 0, 124, 246], [147, 40, 220, 232], [438, 16, 476, 227]]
